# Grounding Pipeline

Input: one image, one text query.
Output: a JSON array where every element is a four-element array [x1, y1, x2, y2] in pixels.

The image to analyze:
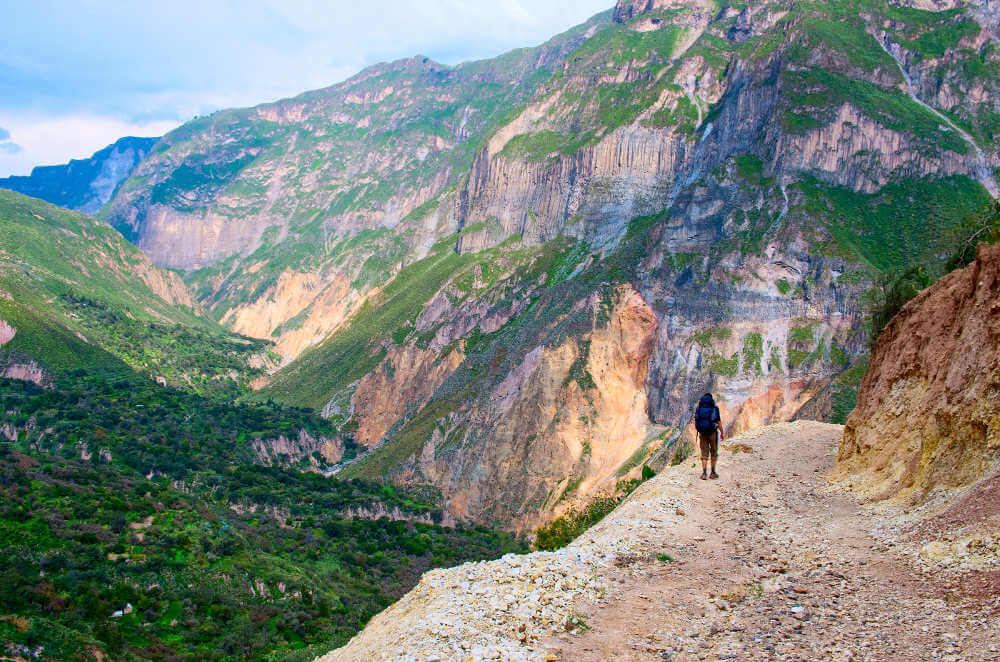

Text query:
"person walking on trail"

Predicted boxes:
[[694, 393, 724, 480]]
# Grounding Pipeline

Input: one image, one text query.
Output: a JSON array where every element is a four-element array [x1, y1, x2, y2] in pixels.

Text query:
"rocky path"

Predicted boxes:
[[548, 423, 1000, 662], [320, 422, 1000, 661]]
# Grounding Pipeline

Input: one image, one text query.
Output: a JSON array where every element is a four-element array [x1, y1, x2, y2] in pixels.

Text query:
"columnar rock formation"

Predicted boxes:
[[98, 0, 1000, 527]]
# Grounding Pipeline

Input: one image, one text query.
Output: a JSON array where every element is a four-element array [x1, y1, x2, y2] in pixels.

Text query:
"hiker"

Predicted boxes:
[[693, 392, 724, 480]]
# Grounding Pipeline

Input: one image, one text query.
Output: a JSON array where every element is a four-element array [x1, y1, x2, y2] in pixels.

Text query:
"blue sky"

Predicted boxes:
[[0, 0, 611, 176]]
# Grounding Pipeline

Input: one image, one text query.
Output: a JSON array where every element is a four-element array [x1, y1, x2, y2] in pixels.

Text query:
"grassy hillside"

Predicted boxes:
[[0, 189, 198, 323], [0, 190, 274, 397], [0, 375, 525, 661]]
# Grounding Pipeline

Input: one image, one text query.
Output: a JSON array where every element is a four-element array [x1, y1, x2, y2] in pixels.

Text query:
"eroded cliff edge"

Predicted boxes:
[[838, 242, 1000, 503]]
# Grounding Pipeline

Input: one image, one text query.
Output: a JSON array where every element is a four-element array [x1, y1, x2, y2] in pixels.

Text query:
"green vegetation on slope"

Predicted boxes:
[[0, 188, 528, 660], [864, 199, 1000, 344], [59, 293, 271, 399], [258, 242, 475, 411], [0, 294, 131, 380], [0, 189, 200, 326], [799, 175, 991, 270], [534, 471, 653, 552], [781, 67, 969, 154], [0, 189, 273, 398], [0, 425, 525, 661], [0, 295, 526, 660]]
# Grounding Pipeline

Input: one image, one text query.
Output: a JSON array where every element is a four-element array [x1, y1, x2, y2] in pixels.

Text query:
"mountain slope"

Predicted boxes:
[[105, 0, 999, 530], [0, 188, 281, 397], [0, 136, 158, 214], [101, 16, 610, 358]]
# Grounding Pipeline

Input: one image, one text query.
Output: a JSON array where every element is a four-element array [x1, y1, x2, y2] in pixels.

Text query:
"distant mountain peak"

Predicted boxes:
[[0, 136, 158, 214]]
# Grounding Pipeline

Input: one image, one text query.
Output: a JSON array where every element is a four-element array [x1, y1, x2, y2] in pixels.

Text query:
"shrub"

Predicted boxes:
[[864, 265, 933, 346], [534, 474, 653, 551], [942, 199, 1000, 272]]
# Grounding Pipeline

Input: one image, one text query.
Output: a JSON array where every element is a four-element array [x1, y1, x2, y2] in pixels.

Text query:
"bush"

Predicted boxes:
[[533, 474, 652, 552], [866, 201, 1000, 348], [864, 265, 932, 347], [943, 199, 1000, 272]]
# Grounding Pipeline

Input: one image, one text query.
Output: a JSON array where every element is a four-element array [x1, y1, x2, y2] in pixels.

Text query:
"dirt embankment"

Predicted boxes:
[[838, 242, 1000, 505], [834, 242, 1000, 606]]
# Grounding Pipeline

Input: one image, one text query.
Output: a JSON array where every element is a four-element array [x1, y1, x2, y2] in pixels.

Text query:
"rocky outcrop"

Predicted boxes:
[[338, 503, 456, 527], [376, 285, 662, 531], [0, 321, 43, 385], [0, 358, 50, 387], [351, 343, 467, 446], [838, 242, 1000, 503], [223, 270, 360, 359], [0, 137, 157, 214], [252, 430, 344, 470], [100, 22, 609, 356], [103, 0, 998, 365], [613, 0, 717, 23], [131, 256, 198, 310], [0, 320, 14, 346]]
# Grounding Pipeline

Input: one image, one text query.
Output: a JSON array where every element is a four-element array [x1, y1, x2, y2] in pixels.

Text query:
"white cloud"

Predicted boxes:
[[0, 115, 180, 177], [0, 0, 612, 176]]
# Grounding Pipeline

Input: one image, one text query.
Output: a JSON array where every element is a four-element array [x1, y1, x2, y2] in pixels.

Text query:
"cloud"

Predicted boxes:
[[0, 114, 178, 176], [0, 126, 21, 157], [0, 0, 612, 175]]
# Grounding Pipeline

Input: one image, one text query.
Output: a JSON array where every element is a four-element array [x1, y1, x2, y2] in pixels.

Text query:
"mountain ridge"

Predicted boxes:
[[97, 0, 1000, 530], [0, 136, 158, 214]]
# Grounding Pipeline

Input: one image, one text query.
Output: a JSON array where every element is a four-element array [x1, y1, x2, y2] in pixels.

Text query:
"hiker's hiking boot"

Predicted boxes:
[[710, 470, 719, 479], [700, 470, 708, 480]]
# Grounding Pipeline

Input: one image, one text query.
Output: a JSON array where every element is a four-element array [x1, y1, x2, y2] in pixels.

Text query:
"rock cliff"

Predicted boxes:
[[104, 0, 1000, 528]]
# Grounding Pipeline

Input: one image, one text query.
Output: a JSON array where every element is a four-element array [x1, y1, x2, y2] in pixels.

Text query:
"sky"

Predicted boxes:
[[0, 0, 611, 177]]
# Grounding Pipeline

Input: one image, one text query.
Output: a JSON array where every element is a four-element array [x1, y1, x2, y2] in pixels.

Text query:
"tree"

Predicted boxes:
[[942, 199, 1000, 272], [864, 265, 932, 348]]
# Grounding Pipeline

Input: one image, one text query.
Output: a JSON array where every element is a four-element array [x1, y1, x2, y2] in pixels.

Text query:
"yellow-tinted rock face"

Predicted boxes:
[[223, 270, 362, 360], [838, 243, 1000, 504], [352, 343, 467, 447], [381, 284, 661, 532]]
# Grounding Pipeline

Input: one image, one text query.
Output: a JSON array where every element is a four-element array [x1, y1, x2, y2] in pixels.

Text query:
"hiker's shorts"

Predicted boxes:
[[699, 430, 718, 460]]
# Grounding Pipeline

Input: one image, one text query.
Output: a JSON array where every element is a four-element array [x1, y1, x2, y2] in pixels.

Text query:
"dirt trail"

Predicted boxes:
[[545, 423, 1000, 662], [321, 422, 999, 661]]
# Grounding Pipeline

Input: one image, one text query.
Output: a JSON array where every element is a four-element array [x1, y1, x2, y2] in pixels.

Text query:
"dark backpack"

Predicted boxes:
[[695, 405, 717, 433]]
